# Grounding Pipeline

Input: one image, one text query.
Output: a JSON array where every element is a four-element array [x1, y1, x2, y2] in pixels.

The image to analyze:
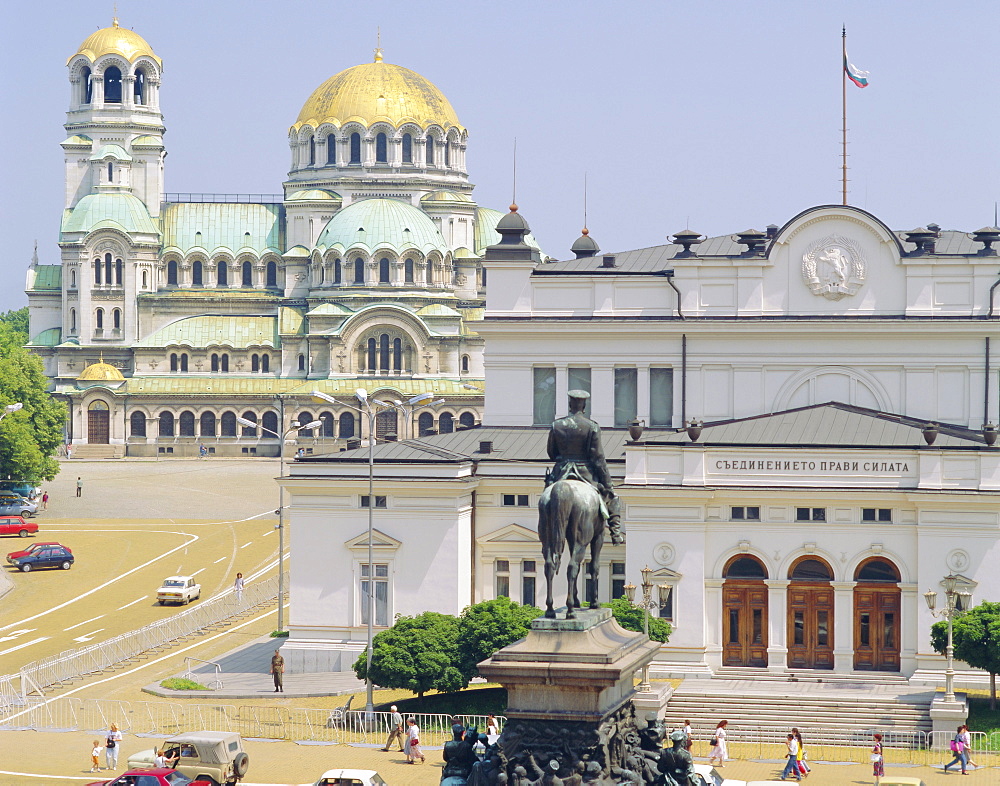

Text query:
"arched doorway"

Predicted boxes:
[[88, 400, 110, 444], [376, 409, 398, 440], [853, 558, 902, 672], [787, 557, 835, 670], [722, 555, 768, 667]]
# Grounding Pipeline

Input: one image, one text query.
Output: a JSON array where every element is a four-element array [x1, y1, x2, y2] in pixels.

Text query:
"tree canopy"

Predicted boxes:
[[603, 596, 673, 642], [931, 601, 1000, 709], [456, 597, 542, 681], [0, 309, 66, 484]]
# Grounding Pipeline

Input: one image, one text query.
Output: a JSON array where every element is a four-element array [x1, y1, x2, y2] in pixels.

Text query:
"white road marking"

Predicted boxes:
[[213, 556, 226, 563], [240, 540, 253, 549], [72, 629, 105, 642], [0, 636, 49, 656], [262, 528, 274, 536], [0, 628, 35, 643], [64, 614, 104, 631], [192, 568, 206, 577], [117, 595, 148, 610]]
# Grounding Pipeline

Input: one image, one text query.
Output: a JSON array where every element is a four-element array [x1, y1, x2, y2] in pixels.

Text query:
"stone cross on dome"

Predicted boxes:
[[374, 27, 383, 63]]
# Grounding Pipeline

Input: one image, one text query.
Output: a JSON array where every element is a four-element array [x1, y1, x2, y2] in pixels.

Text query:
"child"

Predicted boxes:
[[90, 740, 103, 772]]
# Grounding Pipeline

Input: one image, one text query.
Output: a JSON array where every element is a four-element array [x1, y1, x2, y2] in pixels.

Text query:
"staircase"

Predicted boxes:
[[70, 444, 124, 459]]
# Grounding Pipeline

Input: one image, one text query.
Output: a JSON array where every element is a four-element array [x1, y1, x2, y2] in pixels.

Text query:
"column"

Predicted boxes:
[[122, 76, 134, 109], [69, 76, 80, 110], [93, 75, 105, 104], [832, 580, 855, 673], [765, 579, 789, 670], [590, 365, 614, 427], [389, 136, 402, 167], [704, 578, 724, 671], [318, 137, 329, 167], [637, 366, 651, 425], [363, 135, 374, 167], [417, 136, 427, 167]]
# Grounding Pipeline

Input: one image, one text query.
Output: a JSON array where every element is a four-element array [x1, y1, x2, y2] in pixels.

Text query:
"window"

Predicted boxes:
[[71, 269, 77, 288], [297, 353, 305, 372], [339, 411, 355, 438], [614, 367, 638, 426], [130, 411, 146, 437], [105, 253, 113, 283], [567, 367, 592, 416], [361, 495, 387, 508], [179, 411, 196, 437], [94, 258, 102, 285], [262, 411, 278, 436], [459, 411, 475, 430], [724, 555, 768, 579], [211, 353, 219, 372], [108, 162, 114, 183], [731, 506, 761, 521], [333, 259, 342, 284], [650, 368, 673, 427], [375, 132, 387, 163], [439, 412, 454, 434], [308, 135, 315, 165], [81, 67, 93, 104], [220, 354, 229, 373], [360, 563, 389, 627], [170, 353, 178, 372], [495, 559, 510, 599], [855, 558, 900, 583], [425, 136, 435, 165], [402, 133, 412, 163], [502, 494, 530, 507], [418, 411, 434, 436], [611, 561, 626, 600], [200, 411, 216, 437], [70, 309, 77, 333], [393, 338, 402, 371], [379, 334, 389, 371], [522, 560, 536, 607], [298, 412, 315, 436], [133, 67, 145, 104], [354, 258, 365, 284], [217, 261, 228, 287], [140, 269, 146, 288], [261, 354, 270, 373], [180, 353, 188, 372], [95, 308, 104, 329], [444, 140, 450, 167], [251, 354, 260, 372], [795, 507, 826, 522], [242, 261, 253, 287], [240, 411, 257, 437], [379, 257, 390, 284], [115, 259, 123, 285], [158, 412, 174, 437], [350, 132, 361, 164], [533, 367, 556, 425], [862, 508, 892, 523], [319, 411, 335, 437], [191, 260, 203, 286], [220, 411, 237, 437], [266, 260, 277, 288], [789, 558, 834, 581], [167, 260, 178, 286], [658, 582, 675, 621], [104, 66, 122, 103], [112, 309, 121, 330]]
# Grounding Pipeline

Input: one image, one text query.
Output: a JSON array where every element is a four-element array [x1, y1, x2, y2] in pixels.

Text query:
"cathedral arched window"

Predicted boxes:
[[158, 411, 174, 437], [404, 259, 414, 283], [211, 353, 219, 372], [261, 354, 270, 373], [95, 308, 104, 329], [134, 67, 146, 105], [481, 267, 487, 286], [426, 260, 434, 285], [334, 259, 342, 284], [459, 412, 476, 430], [105, 253, 113, 283], [81, 67, 93, 104], [192, 260, 203, 286], [350, 133, 361, 164], [179, 410, 195, 437], [180, 353, 188, 372], [379, 334, 390, 371], [104, 66, 122, 103], [339, 411, 355, 438], [221, 411, 237, 437], [167, 260, 178, 286], [418, 411, 434, 436], [115, 259, 123, 285], [402, 133, 413, 163], [71, 269, 77, 288], [94, 258, 102, 285], [70, 309, 77, 333], [393, 338, 402, 370], [319, 411, 335, 437], [439, 412, 454, 434], [130, 411, 146, 437], [379, 258, 390, 284], [444, 140, 450, 167], [170, 353, 178, 372], [251, 354, 260, 372], [308, 135, 316, 166], [367, 338, 377, 371], [297, 353, 305, 372], [266, 260, 277, 288], [140, 269, 146, 288], [240, 411, 258, 437], [461, 354, 470, 373], [217, 261, 228, 287], [108, 162, 114, 183], [262, 411, 279, 436], [375, 133, 388, 163], [327, 135, 337, 165], [426, 136, 435, 166], [200, 411, 216, 437], [242, 261, 253, 287], [221, 354, 229, 373], [298, 411, 315, 436], [112, 308, 121, 330], [354, 258, 365, 284]]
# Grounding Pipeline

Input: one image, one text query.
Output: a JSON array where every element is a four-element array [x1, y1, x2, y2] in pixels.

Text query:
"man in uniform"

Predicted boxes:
[[545, 390, 624, 544], [270, 648, 284, 692]]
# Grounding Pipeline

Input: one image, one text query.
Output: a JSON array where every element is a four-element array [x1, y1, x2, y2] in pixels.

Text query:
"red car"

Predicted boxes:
[[0, 515, 37, 538], [87, 768, 214, 786], [7, 541, 71, 564]]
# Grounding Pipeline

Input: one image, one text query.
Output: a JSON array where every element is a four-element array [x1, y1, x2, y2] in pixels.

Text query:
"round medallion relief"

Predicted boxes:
[[653, 542, 675, 567], [946, 549, 970, 573]]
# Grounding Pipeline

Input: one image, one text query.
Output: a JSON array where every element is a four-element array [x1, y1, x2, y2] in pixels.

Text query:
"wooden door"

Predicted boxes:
[[723, 581, 768, 667], [786, 584, 834, 669], [375, 409, 398, 440], [854, 586, 901, 671], [87, 409, 110, 444]]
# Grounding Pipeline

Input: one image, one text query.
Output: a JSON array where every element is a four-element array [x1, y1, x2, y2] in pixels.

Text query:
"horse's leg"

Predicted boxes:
[[542, 546, 557, 619], [589, 509, 605, 609], [566, 513, 589, 615]]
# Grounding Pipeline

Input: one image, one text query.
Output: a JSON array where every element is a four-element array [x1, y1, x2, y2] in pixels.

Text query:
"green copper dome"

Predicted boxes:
[[315, 198, 448, 255], [61, 193, 158, 238]]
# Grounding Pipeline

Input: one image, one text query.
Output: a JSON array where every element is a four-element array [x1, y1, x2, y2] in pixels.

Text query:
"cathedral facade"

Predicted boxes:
[[25, 18, 535, 456]]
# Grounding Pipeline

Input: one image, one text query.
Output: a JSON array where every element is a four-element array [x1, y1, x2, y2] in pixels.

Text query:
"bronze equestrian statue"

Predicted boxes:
[[539, 390, 625, 619]]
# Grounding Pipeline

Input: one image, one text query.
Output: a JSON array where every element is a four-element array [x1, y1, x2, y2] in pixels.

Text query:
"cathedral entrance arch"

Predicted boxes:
[[853, 558, 901, 672], [722, 555, 768, 667], [87, 400, 110, 444], [787, 557, 834, 670]]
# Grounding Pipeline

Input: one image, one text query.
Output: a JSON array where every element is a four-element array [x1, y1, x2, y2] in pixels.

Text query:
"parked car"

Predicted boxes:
[[0, 481, 40, 500], [87, 769, 214, 786], [0, 515, 38, 538], [7, 541, 71, 563], [313, 769, 388, 786], [127, 731, 249, 785], [156, 575, 201, 605], [0, 494, 37, 518], [8, 544, 73, 572]]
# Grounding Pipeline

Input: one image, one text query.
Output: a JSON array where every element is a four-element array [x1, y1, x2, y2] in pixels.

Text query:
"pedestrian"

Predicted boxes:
[[943, 724, 969, 774], [961, 724, 978, 769], [380, 704, 405, 752], [708, 720, 728, 766], [270, 648, 284, 692], [792, 728, 811, 777], [66, 444, 72, 460], [487, 713, 499, 741], [404, 717, 425, 764], [780, 733, 802, 781], [871, 733, 884, 785], [233, 572, 244, 603], [41, 491, 48, 510], [76, 477, 83, 497], [153, 749, 176, 768], [199, 443, 207, 459], [90, 739, 104, 772], [105, 723, 122, 770], [683, 719, 693, 751]]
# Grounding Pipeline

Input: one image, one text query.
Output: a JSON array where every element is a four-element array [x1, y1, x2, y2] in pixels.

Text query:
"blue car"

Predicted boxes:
[[9, 545, 74, 572]]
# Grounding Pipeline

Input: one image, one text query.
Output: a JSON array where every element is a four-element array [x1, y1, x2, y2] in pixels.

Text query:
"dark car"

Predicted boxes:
[[87, 768, 214, 786], [0, 515, 38, 538], [7, 541, 71, 563], [9, 544, 73, 572]]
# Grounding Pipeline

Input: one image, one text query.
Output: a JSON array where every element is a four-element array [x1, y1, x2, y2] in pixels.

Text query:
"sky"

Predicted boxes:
[[1, 0, 999, 315]]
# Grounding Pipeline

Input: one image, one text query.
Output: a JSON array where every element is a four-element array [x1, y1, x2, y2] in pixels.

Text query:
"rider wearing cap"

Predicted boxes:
[[545, 389, 625, 544]]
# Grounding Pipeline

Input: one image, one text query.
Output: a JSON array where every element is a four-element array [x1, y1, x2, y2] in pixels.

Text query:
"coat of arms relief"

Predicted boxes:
[[801, 234, 866, 300]]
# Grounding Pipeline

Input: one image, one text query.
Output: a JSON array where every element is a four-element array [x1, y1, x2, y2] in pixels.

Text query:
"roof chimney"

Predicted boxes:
[[478, 440, 493, 454], [602, 254, 617, 268], [384, 432, 398, 442], [736, 229, 768, 256]]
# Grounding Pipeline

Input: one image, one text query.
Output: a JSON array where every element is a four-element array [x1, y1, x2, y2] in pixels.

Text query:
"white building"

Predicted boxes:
[[283, 201, 1000, 688]]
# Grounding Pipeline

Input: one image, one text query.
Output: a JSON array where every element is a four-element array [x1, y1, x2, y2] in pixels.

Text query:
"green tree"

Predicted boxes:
[[603, 596, 672, 642], [353, 611, 465, 698], [457, 597, 542, 681], [931, 601, 1000, 710], [0, 321, 66, 483], [0, 307, 29, 344]]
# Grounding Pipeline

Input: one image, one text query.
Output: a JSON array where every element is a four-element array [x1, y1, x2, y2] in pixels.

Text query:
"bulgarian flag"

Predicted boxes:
[[844, 53, 870, 88]]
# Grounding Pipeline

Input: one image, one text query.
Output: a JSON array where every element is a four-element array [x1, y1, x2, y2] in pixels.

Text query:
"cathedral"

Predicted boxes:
[[26, 17, 536, 456]]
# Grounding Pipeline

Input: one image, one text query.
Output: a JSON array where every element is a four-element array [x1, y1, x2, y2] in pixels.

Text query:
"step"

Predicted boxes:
[[70, 444, 124, 459]]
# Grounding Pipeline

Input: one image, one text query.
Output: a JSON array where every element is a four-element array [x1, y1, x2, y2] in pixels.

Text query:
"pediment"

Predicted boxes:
[[344, 527, 402, 551], [478, 523, 539, 545]]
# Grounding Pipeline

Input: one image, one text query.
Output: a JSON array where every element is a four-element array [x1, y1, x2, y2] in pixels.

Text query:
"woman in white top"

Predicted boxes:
[[708, 720, 728, 766], [233, 573, 245, 603], [104, 723, 122, 770], [683, 720, 693, 750], [404, 718, 425, 764]]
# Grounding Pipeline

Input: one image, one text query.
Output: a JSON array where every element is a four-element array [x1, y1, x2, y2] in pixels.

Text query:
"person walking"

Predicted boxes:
[[90, 740, 104, 772], [780, 733, 802, 781], [380, 705, 405, 752], [708, 720, 728, 767], [233, 572, 245, 603], [270, 648, 284, 692], [487, 713, 499, 743], [66, 444, 72, 460], [105, 723, 122, 770], [943, 724, 969, 774], [404, 717, 425, 764], [41, 491, 48, 511], [76, 477, 83, 497], [871, 733, 884, 785], [683, 719, 693, 751], [792, 728, 811, 777], [199, 443, 208, 459]]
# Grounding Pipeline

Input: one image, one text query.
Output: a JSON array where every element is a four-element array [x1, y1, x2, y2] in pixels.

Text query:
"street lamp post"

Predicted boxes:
[[386, 393, 445, 439], [623, 565, 671, 693], [0, 402, 23, 422], [924, 574, 972, 703], [236, 414, 322, 633]]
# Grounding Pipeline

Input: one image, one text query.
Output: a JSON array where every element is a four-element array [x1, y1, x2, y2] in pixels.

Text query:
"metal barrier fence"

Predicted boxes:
[[0, 576, 279, 702]]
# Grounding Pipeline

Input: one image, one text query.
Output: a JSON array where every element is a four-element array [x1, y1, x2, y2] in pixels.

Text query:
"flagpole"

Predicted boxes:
[[842, 25, 848, 206]]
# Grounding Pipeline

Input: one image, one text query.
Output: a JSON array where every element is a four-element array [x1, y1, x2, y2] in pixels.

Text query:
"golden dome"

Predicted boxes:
[[77, 359, 125, 382], [294, 55, 462, 132], [70, 18, 161, 66]]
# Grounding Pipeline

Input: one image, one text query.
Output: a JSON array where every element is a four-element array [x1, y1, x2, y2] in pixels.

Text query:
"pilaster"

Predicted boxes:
[[765, 579, 789, 669]]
